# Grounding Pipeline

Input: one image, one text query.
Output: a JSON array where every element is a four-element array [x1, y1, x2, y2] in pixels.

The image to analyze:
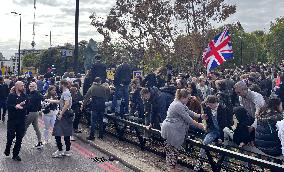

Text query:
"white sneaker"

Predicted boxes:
[[63, 150, 72, 157], [43, 140, 49, 145], [52, 150, 64, 158], [70, 136, 76, 141]]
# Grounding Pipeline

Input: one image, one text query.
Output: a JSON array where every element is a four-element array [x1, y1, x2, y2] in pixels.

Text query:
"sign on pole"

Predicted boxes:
[[133, 70, 143, 79], [106, 68, 115, 80], [61, 49, 73, 57]]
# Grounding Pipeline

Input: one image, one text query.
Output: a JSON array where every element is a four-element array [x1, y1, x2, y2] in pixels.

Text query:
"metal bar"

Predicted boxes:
[[101, 114, 284, 171], [205, 149, 219, 172]]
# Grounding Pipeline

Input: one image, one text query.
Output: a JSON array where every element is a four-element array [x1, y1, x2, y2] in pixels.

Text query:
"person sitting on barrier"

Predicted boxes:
[[140, 87, 167, 130], [161, 88, 205, 172], [129, 78, 144, 120], [234, 81, 265, 132], [255, 96, 283, 157], [159, 85, 176, 122], [112, 61, 132, 116], [223, 106, 254, 148], [194, 95, 232, 171]]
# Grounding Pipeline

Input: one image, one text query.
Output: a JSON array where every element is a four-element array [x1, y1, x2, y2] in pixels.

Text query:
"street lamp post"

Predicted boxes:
[[11, 12, 21, 76], [74, 0, 79, 73]]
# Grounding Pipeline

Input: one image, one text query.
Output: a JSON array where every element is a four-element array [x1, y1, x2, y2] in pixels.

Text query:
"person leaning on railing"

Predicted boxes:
[[161, 88, 205, 172], [255, 96, 283, 158]]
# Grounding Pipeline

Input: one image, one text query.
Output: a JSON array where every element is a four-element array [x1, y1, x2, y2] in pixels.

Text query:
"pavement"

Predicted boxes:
[[0, 118, 134, 172]]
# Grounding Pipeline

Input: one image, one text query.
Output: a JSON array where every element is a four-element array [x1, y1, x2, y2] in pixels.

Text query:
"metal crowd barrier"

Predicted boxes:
[[81, 112, 284, 172]]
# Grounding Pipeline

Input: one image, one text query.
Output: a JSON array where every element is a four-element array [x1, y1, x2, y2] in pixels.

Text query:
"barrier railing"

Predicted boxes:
[[82, 112, 284, 172]]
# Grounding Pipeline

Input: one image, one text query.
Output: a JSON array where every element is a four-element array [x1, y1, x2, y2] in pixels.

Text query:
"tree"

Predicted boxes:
[[174, 0, 236, 34], [90, 0, 176, 67], [22, 53, 40, 68], [90, 0, 236, 73], [266, 17, 284, 62]]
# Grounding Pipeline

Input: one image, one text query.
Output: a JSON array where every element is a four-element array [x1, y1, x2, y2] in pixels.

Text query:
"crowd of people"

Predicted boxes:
[[0, 56, 284, 172]]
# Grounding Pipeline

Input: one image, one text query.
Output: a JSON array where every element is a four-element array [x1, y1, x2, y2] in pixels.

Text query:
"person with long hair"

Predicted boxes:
[[42, 85, 59, 144], [255, 96, 283, 157], [161, 88, 205, 172]]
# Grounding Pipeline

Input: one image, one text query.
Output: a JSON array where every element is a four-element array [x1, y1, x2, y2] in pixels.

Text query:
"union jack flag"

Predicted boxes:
[[202, 28, 233, 73]]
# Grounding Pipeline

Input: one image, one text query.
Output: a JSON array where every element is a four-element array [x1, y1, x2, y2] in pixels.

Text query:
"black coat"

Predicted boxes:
[[144, 87, 164, 129], [255, 112, 283, 156], [71, 91, 83, 111], [7, 92, 27, 122], [27, 90, 43, 112], [130, 87, 144, 119], [113, 63, 132, 86], [0, 83, 9, 101], [83, 76, 92, 96], [259, 78, 272, 97], [142, 73, 157, 88], [204, 104, 232, 140], [156, 75, 166, 88], [91, 62, 107, 83], [279, 83, 284, 104]]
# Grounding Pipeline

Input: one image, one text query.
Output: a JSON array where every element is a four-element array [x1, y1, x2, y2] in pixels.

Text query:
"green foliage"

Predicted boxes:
[[266, 17, 284, 62], [90, 0, 236, 73], [22, 53, 40, 68], [36, 42, 86, 75]]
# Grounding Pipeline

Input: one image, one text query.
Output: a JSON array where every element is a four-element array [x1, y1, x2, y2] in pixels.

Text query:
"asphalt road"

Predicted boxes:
[[0, 118, 134, 172]]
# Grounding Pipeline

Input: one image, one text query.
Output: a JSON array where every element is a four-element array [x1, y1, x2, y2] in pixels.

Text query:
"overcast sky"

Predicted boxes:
[[0, 0, 283, 59]]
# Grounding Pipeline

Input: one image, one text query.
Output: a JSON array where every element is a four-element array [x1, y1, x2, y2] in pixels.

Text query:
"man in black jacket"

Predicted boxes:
[[112, 62, 132, 116], [194, 95, 232, 171], [0, 76, 9, 122], [141, 72, 157, 88], [25, 82, 43, 149], [4, 81, 27, 161], [90, 55, 107, 83], [140, 87, 166, 130]]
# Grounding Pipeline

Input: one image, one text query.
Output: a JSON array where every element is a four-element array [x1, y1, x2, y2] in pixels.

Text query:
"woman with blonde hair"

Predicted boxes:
[[161, 89, 205, 172]]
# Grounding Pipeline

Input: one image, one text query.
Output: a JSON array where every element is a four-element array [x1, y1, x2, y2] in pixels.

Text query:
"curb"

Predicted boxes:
[[74, 133, 144, 172]]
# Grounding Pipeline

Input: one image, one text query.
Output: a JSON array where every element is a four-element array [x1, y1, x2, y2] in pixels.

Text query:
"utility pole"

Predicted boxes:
[[11, 12, 21, 76], [74, 0, 79, 73]]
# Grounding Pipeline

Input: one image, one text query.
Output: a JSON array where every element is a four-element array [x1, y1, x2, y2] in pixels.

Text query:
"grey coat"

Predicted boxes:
[[53, 110, 74, 136], [161, 99, 195, 149]]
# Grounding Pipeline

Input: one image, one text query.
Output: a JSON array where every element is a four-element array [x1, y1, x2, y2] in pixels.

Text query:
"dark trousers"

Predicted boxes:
[[5, 120, 25, 157], [73, 108, 81, 130], [112, 84, 129, 114], [0, 100, 7, 121], [90, 110, 104, 138], [55, 136, 71, 151]]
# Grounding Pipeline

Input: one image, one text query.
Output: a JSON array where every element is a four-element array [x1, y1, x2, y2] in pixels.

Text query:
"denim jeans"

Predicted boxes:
[[90, 110, 104, 138], [200, 131, 220, 158], [112, 84, 129, 115]]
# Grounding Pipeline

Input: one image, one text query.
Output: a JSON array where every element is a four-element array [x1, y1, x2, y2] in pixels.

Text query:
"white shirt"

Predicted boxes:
[[239, 90, 265, 118]]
